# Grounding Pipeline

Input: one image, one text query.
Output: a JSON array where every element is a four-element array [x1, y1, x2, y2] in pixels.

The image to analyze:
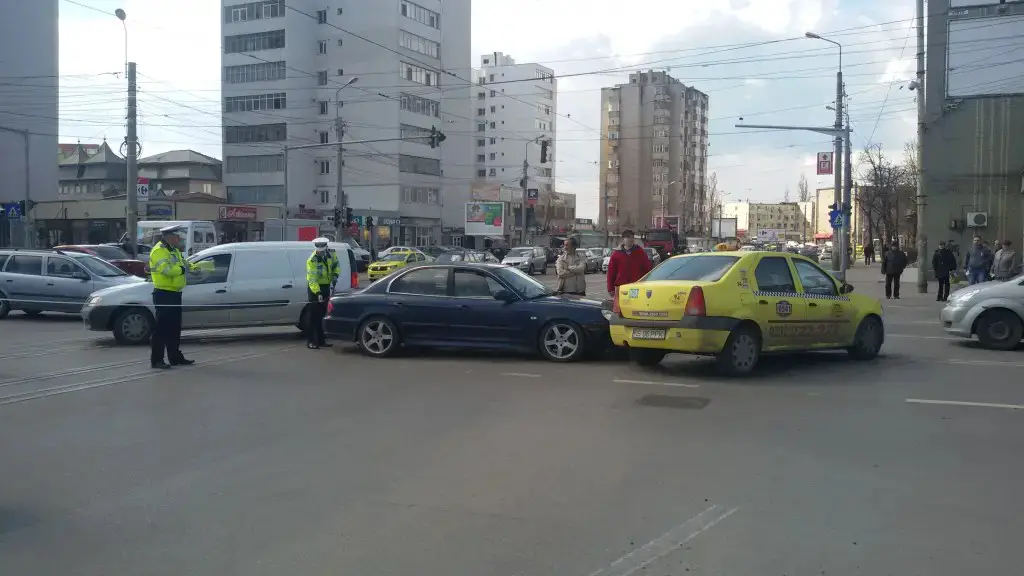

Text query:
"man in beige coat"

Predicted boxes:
[[555, 237, 587, 295]]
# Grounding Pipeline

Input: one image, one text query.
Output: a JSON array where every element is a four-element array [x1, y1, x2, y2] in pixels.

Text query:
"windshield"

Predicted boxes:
[[382, 254, 407, 262], [438, 252, 486, 262], [343, 237, 363, 250], [645, 255, 740, 282], [493, 266, 551, 299], [71, 253, 128, 277], [506, 248, 533, 258], [646, 230, 672, 241], [88, 245, 131, 261]]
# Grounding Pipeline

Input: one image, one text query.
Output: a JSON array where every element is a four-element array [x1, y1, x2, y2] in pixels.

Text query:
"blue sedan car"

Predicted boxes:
[[323, 263, 612, 362]]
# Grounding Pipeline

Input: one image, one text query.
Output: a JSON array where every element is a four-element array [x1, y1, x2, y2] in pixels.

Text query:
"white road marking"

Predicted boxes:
[[886, 334, 957, 340], [905, 398, 1024, 410], [586, 504, 738, 576], [944, 359, 1024, 367], [499, 372, 542, 378], [613, 379, 700, 388]]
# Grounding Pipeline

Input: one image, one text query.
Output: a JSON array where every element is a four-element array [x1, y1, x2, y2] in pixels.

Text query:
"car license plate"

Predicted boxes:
[[632, 328, 667, 340]]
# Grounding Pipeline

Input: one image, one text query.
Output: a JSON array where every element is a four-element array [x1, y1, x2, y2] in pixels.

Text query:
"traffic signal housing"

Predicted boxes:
[[540, 139, 549, 163], [366, 216, 374, 228], [429, 125, 446, 148], [344, 207, 353, 226], [332, 207, 342, 227]]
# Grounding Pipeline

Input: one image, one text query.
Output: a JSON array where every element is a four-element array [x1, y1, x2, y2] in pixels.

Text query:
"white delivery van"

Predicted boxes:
[[136, 220, 218, 256], [81, 241, 358, 344]]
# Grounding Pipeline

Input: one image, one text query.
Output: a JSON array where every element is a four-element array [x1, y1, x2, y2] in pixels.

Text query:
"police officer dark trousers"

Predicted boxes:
[[148, 225, 204, 369], [306, 237, 340, 350]]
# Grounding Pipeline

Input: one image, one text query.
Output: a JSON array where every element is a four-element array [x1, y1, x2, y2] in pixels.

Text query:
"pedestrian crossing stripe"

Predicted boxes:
[[753, 291, 850, 302]]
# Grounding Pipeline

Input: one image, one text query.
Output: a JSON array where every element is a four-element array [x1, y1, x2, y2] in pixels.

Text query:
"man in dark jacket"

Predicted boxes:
[[964, 235, 993, 285], [606, 229, 652, 298], [932, 241, 957, 302], [881, 241, 908, 299]]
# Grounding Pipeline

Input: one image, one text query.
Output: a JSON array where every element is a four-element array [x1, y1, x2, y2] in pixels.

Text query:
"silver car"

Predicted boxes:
[[501, 246, 548, 275], [0, 249, 144, 318], [940, 275, 1024, 350]]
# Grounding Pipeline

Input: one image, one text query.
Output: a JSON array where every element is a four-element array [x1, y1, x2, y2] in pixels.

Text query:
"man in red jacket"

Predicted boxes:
[[606, 229, 652, 297]]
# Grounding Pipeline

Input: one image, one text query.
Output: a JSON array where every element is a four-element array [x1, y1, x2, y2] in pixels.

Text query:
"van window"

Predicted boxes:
[[193, 230, 203, 244], [232, 250, 291, 281], [189, 254, 232, 284], [206, 232, 216, 243]]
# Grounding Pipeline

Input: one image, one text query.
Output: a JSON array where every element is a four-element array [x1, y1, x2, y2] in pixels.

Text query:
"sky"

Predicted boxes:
[[56, 0, 919, 219]]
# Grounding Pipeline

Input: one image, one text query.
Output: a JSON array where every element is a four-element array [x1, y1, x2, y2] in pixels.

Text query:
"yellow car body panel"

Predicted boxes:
[[367, 259, 410, 281], [608, 251, 883, 357]]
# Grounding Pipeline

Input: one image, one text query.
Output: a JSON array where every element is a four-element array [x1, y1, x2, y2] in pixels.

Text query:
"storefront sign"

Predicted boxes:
[[377, 218, 401, 226], [219, 205, 258, 220], [146, 203, 174, 217]]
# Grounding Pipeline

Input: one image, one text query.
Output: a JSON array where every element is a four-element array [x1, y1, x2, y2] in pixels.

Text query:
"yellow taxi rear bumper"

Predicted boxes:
[[608, 316, 736, 354]]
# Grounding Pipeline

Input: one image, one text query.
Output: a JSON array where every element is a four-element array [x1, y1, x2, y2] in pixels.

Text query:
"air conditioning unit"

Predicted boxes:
[[966, 212, 988, 228]]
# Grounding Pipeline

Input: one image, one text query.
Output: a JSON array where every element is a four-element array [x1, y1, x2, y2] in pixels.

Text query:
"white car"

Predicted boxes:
[[941, 275, 1024, 350], [601, 255, 611, 273]]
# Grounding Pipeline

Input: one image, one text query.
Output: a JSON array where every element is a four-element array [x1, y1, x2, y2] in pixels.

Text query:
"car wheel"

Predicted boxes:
[[113, 307, 153, 345], [975, 309, 1023, 351], [716, 324, 761, 376], [541, 264, 547, 275], [357, 316, 400, 358], [847, 315, 884, 360], [629, 349, 666, 366], [538, 321, 585, 362], [0, 291, 9, 319]]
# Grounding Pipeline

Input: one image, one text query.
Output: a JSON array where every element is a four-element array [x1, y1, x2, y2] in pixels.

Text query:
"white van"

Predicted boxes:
[[137, 220, 218, 256], [81, 241, 357, 344]]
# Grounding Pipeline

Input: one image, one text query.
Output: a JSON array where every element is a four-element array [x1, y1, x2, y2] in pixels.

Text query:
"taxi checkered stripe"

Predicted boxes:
[[753, 291, 849, 301]]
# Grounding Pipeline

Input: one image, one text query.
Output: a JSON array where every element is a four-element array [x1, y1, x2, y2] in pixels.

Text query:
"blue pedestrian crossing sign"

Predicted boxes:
[[829, 209, 844, 229], [2, 202, 22, 219]]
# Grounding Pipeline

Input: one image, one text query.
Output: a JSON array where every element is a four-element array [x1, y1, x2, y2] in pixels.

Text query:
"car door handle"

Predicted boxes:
[[758, 300, 769, 305], [457, 304, 470, 310], [281, 284, 292, 289], [215, 289, 227, 294], [4, 279, 11, 283], [808, 302, 818, 307], [391, 302, 404, 307], [46, 282, 54, 286]]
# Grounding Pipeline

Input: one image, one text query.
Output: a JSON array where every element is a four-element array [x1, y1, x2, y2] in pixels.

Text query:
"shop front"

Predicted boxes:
[[351, 211, 402, 251], [217, 205, 263, 242]]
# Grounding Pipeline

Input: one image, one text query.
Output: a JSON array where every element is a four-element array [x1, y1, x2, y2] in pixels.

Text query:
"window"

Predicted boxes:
[[4, 254, 42, 275], [398, 29, 439, 58], [400, 61, 435, 86], [489, 122, 495, 128], [493, 267, 548, 299], [476, 139, 485, 147], [223, 29, 285, 53], [400, 123, 432, 146], [319, 131, 330, 144], [390, 267, 448, 296], [319, 160, 331, 174], [754, 257, 796, 292], [477, 108, 485, 116], [476, 154, 485, 162], [225, 154, 284, 173], [539, 88, 553, 100], [488, 168, 496, 176], [317, 70, 328, 85], [337, 39, 343, 46], [45, 256, 82, 278], [399, 92, 440, 117], [793, 260, 837, 296], [189, 254, 232, 285], [224, 123, 287, 143], [453, 270, 504, 298], [316, 9, 327, 23], [489, 137, 496, 144], [401, 186, 440, 204], [223, 93, 286, 113], [646, 256, 738, 282], [318, 190, 331, 204], [489, 90, 496, 97], [399, 1, 440, 29], [318, 100, 329, 115], [318, 40, 327, 54], [477, 92, 485, 100], [490, 106, 496, 113], [223, 61, 286, 83], [71, 254, 126, 277], [337, 68, 344, 76], [477, 123, 485, 132], [224, 1, 284, 24], [227, 185, 285, 203], [477, 170, 486, 177], [398, 155, 441, 176]]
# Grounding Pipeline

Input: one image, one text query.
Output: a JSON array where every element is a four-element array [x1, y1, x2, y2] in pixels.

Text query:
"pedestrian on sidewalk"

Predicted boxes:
[[932, 241, 957, 302], [555, 237, 587, 296], [991, 240, 1021, 281], [964, 236, 993, 285], [606, 230, 652, 301], [881, 241, 908, 299], [863, 242, 874, 265]]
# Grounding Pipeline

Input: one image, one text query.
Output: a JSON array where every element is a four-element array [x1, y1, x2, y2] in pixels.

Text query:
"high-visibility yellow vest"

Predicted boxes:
[[306, 250, 340, 294], [149, 241, 191, 292]]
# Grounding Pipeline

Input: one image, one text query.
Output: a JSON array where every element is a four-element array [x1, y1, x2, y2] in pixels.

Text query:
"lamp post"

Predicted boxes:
[[115, 8, 139, 257], [333, 76, 358, 239]]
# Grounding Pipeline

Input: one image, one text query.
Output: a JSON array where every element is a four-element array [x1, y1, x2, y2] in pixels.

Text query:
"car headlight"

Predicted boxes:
[[88, 296, 102, 305], [950, 288, 979, 304], [601, 310, 614, 321]]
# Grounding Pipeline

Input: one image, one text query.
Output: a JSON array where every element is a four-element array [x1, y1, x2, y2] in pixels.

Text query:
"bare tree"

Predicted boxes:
[[857, 144, 916, 252], [783, 186, 790, 202], [797, 174, 810, 202], [704, 172, 719, 232]]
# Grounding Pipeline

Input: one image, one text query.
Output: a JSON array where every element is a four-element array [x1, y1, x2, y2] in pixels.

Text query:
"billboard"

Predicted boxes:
[[711, 217, 737, 238], [471, 181, 501, 201], [465, 202, 505, 236], [947, 14, 1024, 97], [757, 228, 786, 242]]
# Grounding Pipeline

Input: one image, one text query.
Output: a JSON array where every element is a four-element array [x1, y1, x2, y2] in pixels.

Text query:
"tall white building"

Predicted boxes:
[[0, 0, 58, 247], [473, 52, 556, 229], [220, 0, 472, 247]]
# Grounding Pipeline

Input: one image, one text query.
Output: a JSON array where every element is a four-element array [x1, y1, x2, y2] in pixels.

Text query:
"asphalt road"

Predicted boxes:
[[1, 264, 1021, 575]]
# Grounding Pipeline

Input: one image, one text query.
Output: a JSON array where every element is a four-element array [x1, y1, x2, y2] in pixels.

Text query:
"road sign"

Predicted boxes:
[[816, 152, 833, 175], [829, 209, 844, 229], [527, 188, 539, 205], [137, 177, 150, 201], [757, 228, 786, 242], [2, 202, 22, 219]]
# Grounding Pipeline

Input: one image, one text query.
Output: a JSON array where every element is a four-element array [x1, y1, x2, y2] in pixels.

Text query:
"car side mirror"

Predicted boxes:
[[840, 283, 854, 294], [72, 270, 90, 281], [494, 289, 515, 302]]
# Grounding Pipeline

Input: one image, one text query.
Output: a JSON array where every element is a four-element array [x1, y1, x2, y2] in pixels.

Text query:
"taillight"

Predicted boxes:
[[326, 300, 334, 315], [350, 271, 359, 289], [683, 286, 706, 316]]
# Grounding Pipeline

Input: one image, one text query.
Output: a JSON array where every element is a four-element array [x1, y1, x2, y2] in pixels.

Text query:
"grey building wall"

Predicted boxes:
[[923, 0, 1024, 259], [0, 0, 59, 207]]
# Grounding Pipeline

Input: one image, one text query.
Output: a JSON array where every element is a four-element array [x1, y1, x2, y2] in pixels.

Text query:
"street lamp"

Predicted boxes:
[[332, 76, 358, 238], [115, 9, 127, 72]]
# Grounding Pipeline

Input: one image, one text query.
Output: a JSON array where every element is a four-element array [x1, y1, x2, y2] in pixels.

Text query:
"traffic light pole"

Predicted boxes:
[[334, 117, 345, 239], [0, 126, 32, 247]]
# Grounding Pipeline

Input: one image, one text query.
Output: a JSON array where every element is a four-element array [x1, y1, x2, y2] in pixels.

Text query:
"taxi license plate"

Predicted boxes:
[[632, 328, 667, 340]]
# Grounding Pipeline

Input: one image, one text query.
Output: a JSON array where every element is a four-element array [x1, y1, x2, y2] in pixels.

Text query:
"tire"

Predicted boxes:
[[629, 349, 666, 366], [538, 320, 586, 362], [716, 324, 761, 376], [975, 309, 1023, 351], [23, 310, 42, 317], [112, 307, 153, 345], [0, 291, 9, 319], [847, 315, 884, 360], [356, 316, 400, 358]]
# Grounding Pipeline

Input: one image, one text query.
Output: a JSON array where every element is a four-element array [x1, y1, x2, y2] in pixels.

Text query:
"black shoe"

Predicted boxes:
[[307, 342, 319, 350], [151, 362, 171, 370], [318, 342, 333, 348], [170, 358, 195, 366]]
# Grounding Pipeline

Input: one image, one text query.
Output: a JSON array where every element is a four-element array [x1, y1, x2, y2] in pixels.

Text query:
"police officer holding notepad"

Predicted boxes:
[[148, 225, 207, 369]]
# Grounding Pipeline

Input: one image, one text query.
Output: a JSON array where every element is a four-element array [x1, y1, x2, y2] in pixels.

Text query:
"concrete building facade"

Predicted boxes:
[[219, 0, 472, 248], [599, 70, 709, 236], [922, 0, 1024, 263], [721, 201, 816, 242]]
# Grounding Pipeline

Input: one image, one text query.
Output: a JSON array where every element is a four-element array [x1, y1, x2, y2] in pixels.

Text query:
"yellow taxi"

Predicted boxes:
[[366, 250, 428, 281], [608, 251, 884, 375]]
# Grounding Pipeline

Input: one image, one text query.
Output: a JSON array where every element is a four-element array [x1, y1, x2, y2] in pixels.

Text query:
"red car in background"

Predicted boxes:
[[54, 244, 148, 278]]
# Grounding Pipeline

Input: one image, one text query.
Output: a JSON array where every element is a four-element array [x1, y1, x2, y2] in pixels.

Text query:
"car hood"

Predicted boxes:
[[371, 261, 403, 267], [502, 257, 529, 264], [90, 279, 152, 302]]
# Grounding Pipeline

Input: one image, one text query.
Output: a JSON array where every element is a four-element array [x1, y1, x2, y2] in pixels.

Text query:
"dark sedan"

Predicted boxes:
[[323, 263, 612, 362]]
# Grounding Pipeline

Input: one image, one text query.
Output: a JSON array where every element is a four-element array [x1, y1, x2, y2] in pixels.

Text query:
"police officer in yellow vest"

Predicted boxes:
[[148, 225, 206, 369], [305, 237, 340, 349]]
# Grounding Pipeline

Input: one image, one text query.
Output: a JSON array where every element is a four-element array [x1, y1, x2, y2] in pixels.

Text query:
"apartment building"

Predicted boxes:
[[219, 0, 472, 247], [721, 200, 815, 242], [472, 52, 557, 228], [598, 70, 708, 235]]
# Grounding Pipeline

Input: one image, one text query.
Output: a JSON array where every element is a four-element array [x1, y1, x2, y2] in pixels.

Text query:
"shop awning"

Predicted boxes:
[[814, 232, 833, 240]]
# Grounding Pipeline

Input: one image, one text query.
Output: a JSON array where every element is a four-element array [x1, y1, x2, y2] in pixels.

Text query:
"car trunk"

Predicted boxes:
[[618, 281, 701, 322]]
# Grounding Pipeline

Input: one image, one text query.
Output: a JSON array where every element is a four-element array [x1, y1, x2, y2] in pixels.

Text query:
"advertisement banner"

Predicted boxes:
[[218, 205, 258, 220], [465, 202, 504, 236], [471, 182, 502, 201], [816, 152, 833, 175], [527, 188, 539, 205]]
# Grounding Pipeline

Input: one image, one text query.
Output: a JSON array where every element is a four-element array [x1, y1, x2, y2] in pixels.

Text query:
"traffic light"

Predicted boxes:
[[366, 216, 374, 228], [332, 207, 342, 227], [540, 139, 549, 163], [344, 207, 353, 225], [429, 125, 446, 148]]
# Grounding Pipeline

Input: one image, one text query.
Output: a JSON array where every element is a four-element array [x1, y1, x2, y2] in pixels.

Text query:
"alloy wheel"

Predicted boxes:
[[543, 323, 579, 360], [361, 320, 395, 355]]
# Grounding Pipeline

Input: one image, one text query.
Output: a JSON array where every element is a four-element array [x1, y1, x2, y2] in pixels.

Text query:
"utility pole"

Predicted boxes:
[[841, 105, 853, 276], [334, 116, 345, 239], [914, 0, 928, 293], [520, 157, 529, 246], [125, 61, 139, 258], [831, 69, 844, 272]]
